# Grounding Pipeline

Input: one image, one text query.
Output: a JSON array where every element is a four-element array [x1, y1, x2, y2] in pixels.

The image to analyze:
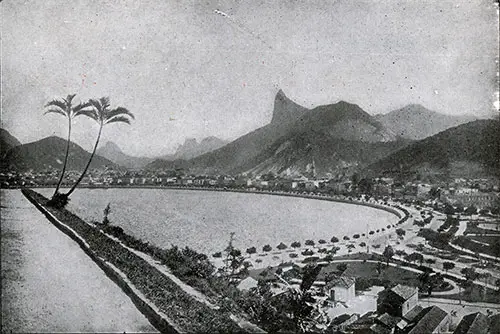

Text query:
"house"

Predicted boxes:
[[377, 285, 418, 318], [406, 306, 449, 334], [328, 313, 359, 332], [237, 276, 258, 291], [454, 312, 489, 334], [325, 275, 355, 303]]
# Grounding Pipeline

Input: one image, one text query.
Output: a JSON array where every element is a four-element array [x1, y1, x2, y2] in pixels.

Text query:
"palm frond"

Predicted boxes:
[[74, 109, 99, 121], [72, 101, 92, 113], [105, 107, 135, 121], [89, 99, 104, 110], [64, 94, 77, 106], [105, 115, 131, 125], [44, 99, 67, 110], [99, 97, 111, 109], [44, 108, 68, 117]]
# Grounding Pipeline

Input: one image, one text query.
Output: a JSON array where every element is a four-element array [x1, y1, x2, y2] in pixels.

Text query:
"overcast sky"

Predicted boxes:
[[1, 0, 499, 157]]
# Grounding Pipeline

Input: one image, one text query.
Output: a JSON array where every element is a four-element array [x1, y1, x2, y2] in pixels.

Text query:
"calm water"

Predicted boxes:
[[37, 188, 398, 254]]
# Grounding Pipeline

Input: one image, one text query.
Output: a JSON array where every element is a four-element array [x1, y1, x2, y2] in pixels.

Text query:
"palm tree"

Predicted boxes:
[[65, 97, 134, 197], [44, 94, 90, 203]]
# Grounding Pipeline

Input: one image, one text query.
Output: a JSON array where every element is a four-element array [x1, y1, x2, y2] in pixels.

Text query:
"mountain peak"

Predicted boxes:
[[271, 89, 308, 124]]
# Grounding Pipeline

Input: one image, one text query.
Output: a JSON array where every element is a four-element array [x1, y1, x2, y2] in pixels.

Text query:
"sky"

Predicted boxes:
[[1, 0, 499, 157]]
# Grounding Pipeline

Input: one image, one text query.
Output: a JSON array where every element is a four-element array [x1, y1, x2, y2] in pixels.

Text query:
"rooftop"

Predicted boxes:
[[391, 284, 418, 300], [408, 306, 448, 334], [454, 312, 489, 334]]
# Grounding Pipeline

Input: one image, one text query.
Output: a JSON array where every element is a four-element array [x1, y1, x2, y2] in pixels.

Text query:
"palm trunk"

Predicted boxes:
[[54, 117, 72, 197], [66, 123, 103, 196]]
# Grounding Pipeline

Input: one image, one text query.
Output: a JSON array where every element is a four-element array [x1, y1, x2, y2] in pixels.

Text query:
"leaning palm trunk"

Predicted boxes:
[[66, 123, 103, 196], [64, 97, 134, 198], [54, 117, 72, 196]]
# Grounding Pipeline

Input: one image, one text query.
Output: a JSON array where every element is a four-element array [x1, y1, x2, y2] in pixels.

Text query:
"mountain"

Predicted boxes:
[[97, 141, 154, 169], [170, 136, 229, 160], [375, 104, 477, 140], [146, 90, 405, 176], [3, 136, 121, 172], [366, 119, 500, 179], [1, 129, 21, 158]]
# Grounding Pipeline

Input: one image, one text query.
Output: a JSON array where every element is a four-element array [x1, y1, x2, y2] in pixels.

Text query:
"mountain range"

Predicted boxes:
[[2, 136, 120, 172], [2, 90, 491, 180], [145, 91, 407, 176]]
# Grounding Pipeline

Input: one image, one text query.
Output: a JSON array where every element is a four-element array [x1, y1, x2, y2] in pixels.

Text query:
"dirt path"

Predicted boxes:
[[1, 190, 156, 333]]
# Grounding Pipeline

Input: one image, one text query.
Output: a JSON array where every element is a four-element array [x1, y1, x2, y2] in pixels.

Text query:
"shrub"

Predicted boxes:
[[301, 249, 314, 256], [262, 244, 272, 252], [343, 236, 350, 241], [369, 231, 375, 235], [324, 254, 334, 262], [246, 246, 257, 255], [330, 236, 339, 243], [289, 253, 298, 258], [359, 242, 366, 247], [353, 234, 360, 239], [305, 239, 315, 246], [318, 239, 327, 244], [291, 241, 301, 248], [277, 242, 287, 250]]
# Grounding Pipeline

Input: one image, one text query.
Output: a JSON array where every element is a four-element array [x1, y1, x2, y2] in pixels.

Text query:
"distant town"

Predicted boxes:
[[3, 167, 499, 211]]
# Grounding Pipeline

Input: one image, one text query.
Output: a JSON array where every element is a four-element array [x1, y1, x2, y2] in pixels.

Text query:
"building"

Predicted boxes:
[[377, 285, 418, 318], [406, 306, 449, 334], [325, 275, 355, 303], [328, 313, 359, 332], [453, 312, 489, 334]]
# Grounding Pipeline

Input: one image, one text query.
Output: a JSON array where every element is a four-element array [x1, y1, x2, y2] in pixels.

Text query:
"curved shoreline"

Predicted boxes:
[[28, 184, 404, 220]]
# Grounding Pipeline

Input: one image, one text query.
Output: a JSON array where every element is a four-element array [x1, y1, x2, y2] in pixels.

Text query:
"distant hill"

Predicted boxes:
[[366, 119, 500, 179], [97, 141, 154, 169], [375, 104, 477, 140], [169, 136, 229, 160], [146, 90, 405, 176], [1, 129, 21, 158], [3, 136, 121, 172]]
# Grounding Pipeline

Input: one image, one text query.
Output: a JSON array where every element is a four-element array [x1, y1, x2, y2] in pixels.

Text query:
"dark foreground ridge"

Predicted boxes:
[[21, 188, 259, 333]]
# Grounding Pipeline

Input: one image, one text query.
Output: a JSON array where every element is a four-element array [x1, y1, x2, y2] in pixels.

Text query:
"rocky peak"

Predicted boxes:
[[270, 89, 309, 125]]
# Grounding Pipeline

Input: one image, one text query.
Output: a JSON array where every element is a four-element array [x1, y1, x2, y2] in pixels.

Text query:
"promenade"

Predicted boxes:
[[1, 190, 156, 333]]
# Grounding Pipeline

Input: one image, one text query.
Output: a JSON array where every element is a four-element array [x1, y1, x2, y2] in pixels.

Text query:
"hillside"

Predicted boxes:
[[375, 104, 477, 140], [1, 129, 21, 158], [97, 141, 154, 169], [146, 90, 404, 176], [366, 119, 500, 179], [3, 136, 121, 172]]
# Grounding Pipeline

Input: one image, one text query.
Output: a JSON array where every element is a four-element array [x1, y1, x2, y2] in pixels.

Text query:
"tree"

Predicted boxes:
[[102, 203, 111, 225], [305, 240, 315, 246], [383, 245, 394, 265], [404, 252, 423, 265], [291, 241, 301, 249], [65, 97, 134, 198], [263, 244, 272, 252], [246, 246, 257, 255], [395, 228, 406, 239], [277, 242, 287, 250], [346, 244, 355, 253], [318, 239, 327, 244], [330, 236, 339, 243], [460, 267, 478, 281], [442, 261, 455, 273], [44, 94, 91, 206], [464, 205, 478, 216]]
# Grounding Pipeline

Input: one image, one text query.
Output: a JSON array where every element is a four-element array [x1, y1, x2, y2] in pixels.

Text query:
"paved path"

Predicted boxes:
[[1, 190, 156, 333]]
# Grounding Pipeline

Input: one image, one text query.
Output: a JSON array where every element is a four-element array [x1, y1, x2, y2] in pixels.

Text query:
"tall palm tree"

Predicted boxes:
[[44, 94, 91, 200], [65, 97, 134, 197]]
